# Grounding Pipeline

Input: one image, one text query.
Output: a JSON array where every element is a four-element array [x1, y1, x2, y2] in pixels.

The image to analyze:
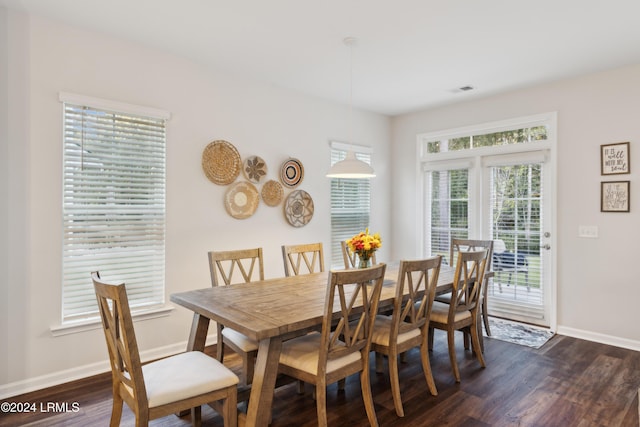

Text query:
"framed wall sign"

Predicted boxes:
[[601, 142, 630, 175], [601, 181, 630, 212]]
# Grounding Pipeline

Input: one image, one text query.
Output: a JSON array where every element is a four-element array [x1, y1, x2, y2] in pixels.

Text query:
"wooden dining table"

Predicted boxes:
[[170, 263, 457, 427]]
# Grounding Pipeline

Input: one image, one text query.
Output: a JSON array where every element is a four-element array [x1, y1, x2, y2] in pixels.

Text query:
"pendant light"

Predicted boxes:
[[326, 37, 376, 179]]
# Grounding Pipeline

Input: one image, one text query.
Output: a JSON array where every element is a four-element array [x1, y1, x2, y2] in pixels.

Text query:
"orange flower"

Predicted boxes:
[[346, 228, 382, 260]]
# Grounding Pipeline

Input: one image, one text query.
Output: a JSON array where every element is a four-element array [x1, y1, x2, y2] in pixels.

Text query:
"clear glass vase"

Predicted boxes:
[[358, 256, 371, 269]]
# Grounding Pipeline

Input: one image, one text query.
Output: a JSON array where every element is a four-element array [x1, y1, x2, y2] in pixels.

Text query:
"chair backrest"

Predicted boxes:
[[450, 238, 494, 271], [391, 256, 442, 335], [319, 264, 386, 369], [92, 271, 148, 409], [281, 242, 324, 276], [208, 248, 264, 287], [448, 250, 489, 317], [340, 240, 377, 269]]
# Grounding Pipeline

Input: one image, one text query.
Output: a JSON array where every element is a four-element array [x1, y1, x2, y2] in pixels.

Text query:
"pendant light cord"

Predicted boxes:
[[344, 36, 357, 152]]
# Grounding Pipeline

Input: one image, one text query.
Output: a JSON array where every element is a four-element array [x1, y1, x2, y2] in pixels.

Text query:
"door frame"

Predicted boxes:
[[416, 112, 557, 331]]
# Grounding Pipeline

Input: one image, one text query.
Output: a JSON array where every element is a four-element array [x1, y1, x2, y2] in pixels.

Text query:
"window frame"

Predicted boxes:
[[417, 113, 555, 258], [58, 92, 170, 329]]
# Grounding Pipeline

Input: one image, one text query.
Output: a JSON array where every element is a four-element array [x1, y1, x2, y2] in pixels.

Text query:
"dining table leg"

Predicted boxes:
[[187, 313, 210, 352], [244, 337, 283, 427]]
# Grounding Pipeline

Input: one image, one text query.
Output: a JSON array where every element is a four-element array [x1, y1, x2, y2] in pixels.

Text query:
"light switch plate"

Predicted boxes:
[[578, 225, 598, 238]]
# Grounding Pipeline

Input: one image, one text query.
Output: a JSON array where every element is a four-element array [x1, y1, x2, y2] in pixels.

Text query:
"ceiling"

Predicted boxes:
[[3, 0, 640, 116]]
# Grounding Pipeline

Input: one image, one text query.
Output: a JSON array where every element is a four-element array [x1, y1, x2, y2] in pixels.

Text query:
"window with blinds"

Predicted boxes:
[[330, 146, 372, 268], [427, 169, 469, 265], [61, 97, 167, 323]]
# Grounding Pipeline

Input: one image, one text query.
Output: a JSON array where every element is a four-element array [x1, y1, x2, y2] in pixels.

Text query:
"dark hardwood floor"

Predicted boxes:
[[2, 330, 639, 426]]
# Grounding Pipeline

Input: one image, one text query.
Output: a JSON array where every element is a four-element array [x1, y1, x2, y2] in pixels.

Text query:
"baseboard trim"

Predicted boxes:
[[556, 326, 640, 352], [5, 327, 637, 399], [0, 334, 217, 399]]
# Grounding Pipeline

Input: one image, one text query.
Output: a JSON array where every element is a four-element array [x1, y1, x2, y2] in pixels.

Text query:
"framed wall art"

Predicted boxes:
[[601, 142, 630, 175], [601, 181, 630, 212]]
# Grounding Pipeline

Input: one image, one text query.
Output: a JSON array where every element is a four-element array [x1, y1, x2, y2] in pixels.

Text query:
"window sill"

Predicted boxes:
[[50, 305, 174, 337]]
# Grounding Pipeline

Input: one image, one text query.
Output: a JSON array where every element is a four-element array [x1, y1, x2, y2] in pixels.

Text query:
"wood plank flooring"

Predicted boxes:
[[2, 330, 639, 426]]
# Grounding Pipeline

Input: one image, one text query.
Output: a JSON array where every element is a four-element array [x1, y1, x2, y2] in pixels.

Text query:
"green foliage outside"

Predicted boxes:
[[427, 126, 547, 154]]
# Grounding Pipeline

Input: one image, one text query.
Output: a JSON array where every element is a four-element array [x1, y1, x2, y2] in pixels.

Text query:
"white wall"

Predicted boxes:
[[0, 11, 391, 396], [391, 64, 640, 349], [0, 6, 9, 392]]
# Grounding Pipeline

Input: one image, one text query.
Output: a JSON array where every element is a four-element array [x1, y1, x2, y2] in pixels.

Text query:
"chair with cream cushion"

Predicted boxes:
[[436, 238, 494, 341], [371, 257, 442, 417], [429, 249, 489, 382], [340, 240, 377, 269], [208, 248, 264, 386], [281, 242, 325, 276], [92, 271, 239, 427], [278, 264, 387, 427]]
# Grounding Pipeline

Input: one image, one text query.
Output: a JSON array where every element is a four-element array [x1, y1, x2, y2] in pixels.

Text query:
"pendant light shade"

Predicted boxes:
[[326, 150, 376, 178], [326, 37, 375, 179]]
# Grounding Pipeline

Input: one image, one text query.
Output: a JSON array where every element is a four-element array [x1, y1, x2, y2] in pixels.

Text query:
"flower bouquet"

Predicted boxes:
[[345, 228, 382, 268]]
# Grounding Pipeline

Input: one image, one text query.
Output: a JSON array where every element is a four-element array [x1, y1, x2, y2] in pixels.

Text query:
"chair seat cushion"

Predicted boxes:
[[434, 292, 452, 304], [222, 327, 259, 352], [371, 315, 420, 346], [279, 332, 361, 375], [142, 351, 239, 408], [430, 301, 471, 324]]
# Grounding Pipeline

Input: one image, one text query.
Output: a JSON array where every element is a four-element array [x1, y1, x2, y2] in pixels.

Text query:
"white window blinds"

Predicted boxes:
[[61, 97, 167, 322], [426, 168, 469, 265], [330, 146, 372, 268]]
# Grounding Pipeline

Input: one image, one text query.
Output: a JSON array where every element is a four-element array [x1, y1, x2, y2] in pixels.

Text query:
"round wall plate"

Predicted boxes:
[[243, 155, 268, 183], [261, 179, 283, 207], [224, 181, 259, 219], [284, 190, 314, 227], [280, 158, 304, 188], [202, 140, 241, 185]]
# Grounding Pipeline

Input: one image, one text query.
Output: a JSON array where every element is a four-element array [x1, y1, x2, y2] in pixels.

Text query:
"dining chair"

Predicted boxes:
[[281, 242, 324, 276], [370, 257, 441, 417], [436, 238, 494, 340], [92, 272, 239, 427], [340, 240, 377, 269], [429, 249, 489, 382], [277, 264, 387, 427], [208, 248, 264, 386]]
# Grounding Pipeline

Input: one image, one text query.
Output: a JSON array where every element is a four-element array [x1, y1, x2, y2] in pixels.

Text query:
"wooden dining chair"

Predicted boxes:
[[429, 249, 489, 382], [278, 264, 387, 427], [340, 240, 377, 269], [437, 238, 494, 340], [281, 242, 324, 276], [92, 272, 239, 427], [208, 248, 264, 386], [371, 256, 441, 417]]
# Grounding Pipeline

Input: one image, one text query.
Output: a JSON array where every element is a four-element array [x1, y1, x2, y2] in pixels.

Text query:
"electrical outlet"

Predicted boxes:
[[578, 225, 598, 238]]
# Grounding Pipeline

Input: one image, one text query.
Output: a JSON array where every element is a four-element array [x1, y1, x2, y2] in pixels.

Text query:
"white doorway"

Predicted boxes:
[[419, 113, 556, 328], [483, 152, 552, 326]]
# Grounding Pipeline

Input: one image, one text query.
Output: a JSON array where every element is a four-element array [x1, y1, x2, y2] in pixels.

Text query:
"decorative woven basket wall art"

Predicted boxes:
[[224, 181, 259, 219], [202, 140, 242, 185], [284, 189, 314, 227], [243, 155, 268, 183], [280, 158, 304, 188], [261, 179, 283, 207]]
